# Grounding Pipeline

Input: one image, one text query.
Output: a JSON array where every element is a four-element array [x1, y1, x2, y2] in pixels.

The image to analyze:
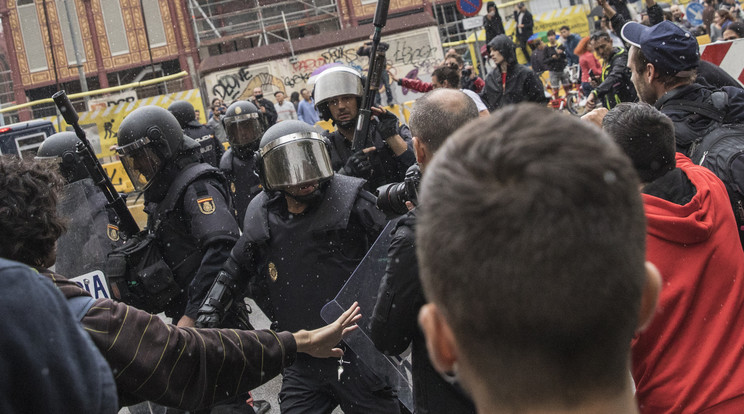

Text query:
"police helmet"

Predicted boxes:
[[313, 66, 364, 121], [167, 100, 196, 129], [116, 106, 185, 191], [222, 100, 264, 156], [35, 131, 88, 184], [256, 120, 333, 193]]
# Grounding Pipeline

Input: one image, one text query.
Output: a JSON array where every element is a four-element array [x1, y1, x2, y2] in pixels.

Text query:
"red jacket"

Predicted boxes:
[[400, 77, 485, 94], [400, 77, 432, 93], [633, 153, 744, 413]]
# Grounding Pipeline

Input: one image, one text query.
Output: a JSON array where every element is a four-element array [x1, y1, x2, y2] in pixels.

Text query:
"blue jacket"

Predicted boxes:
[[0, 258, 117, 413], [561, 33, 582, 66]]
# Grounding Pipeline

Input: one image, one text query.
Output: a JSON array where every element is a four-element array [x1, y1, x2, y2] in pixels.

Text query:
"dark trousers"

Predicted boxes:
[[517, 37, 532, 64], [279, 352, 400, 414]]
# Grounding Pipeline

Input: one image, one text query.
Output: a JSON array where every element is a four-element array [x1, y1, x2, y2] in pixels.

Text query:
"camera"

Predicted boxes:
[[376, 164, 421, 217]]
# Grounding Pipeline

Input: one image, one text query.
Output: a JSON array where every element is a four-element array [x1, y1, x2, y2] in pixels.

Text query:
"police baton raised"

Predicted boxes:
[[52, 90, 140, 238], [352, 0, 391, 153]]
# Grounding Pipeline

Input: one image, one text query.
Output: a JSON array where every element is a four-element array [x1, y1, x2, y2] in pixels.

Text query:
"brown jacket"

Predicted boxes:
[[42, 270, 296, 410]]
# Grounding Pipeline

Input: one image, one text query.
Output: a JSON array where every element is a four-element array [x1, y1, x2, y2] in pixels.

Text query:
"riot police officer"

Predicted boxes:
[[116, 106, 240, 327], [36, 131, 121, 277], [314, 66, 416, 191], [197, 120, 399, 414], [168, 100, 223, 167], [219, 100, 265, 228]]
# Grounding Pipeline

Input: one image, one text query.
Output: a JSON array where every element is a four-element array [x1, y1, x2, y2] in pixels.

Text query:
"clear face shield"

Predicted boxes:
[[224, 112, 264, 148], [117, 137, 163, 191], [260, 133, 334, 191]]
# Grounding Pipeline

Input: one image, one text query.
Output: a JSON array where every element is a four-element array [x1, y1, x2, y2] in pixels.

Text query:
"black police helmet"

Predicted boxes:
[[116, 106, 185, 191], [256, 120, 333, 195], [35, 131, 88, 184], [223, 100, 264, 157], [167, 100, 196, 129]]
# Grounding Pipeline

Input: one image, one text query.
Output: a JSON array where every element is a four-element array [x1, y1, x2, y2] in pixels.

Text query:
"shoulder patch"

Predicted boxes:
[[197, 196, 216, 215], [106, 224, 120, 241]]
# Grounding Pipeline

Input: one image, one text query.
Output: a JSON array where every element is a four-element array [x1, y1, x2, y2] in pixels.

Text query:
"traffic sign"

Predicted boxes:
[[686, 2, 704, 26], [462, 16, 483, 30], [457, 0, 482, 17]]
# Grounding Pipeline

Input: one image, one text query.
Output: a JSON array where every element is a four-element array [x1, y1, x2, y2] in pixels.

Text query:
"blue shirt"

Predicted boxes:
[[561, 33, 582, 66], [298, 99, 320, 125]]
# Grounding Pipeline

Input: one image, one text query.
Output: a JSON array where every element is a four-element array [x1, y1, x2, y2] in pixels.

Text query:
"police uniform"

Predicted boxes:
[[238, 174, 399, 413], [219, 148, 262, 229], [143, 158, 240, 320], [326, 119, 416, 192], [184, 120, 223, 168]]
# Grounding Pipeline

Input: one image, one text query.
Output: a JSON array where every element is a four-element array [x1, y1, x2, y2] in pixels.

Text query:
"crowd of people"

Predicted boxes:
[[2, 1, 744, 413]]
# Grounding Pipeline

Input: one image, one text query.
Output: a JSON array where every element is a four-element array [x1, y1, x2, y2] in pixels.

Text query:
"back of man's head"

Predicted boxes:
[[603, 103, 676, 183], [409, 89, 478, 155], [417, 104, 647, 409]]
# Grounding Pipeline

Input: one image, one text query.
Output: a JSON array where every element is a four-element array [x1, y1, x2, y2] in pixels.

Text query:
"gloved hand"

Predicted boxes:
[[376, 110, 400, 140], [195, 298, 224, 328], [341, 150, 373, 178]]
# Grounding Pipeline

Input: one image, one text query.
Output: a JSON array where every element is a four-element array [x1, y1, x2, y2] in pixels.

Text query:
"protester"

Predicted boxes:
[[585, 31, 636, 110], [724, 20, 744, 38], [483, 1, 505, 45], [597, 102, 744, 412], [274, 90, 298, 122], [416, 103, 659, 414], [574, 36, 602, 98], [513, 2, 534, 62], [0, 258, 118, 414], [481, 34, 547, 111], [544, 29, 570, 99], [297, 87, 320, 125], [430, 65, 489, 116], [559, 25, 582, 65]]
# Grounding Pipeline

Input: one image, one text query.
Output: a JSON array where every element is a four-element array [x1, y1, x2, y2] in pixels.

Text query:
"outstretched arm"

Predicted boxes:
[[294, 302, 362, 358]]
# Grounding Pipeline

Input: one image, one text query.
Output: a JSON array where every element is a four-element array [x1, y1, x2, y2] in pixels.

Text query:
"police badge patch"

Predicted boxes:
[[268, 262, 278, 282], [106, 224, 120, 241], [197, 197, 216, 214]]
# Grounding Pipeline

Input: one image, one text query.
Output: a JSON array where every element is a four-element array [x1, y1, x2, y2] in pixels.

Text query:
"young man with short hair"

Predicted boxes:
[[416, 103, 660, 414]]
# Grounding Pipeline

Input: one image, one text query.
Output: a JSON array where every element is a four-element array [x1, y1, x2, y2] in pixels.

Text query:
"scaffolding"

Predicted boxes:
[[189, 0, 341, 53]]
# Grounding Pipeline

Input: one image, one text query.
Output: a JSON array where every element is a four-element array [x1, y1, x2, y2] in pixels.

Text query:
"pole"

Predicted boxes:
[[139, 0, 160, 91], [62, 0, 90, 109]]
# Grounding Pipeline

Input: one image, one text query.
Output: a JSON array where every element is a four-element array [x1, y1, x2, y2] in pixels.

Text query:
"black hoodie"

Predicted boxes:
[[481, 35, 548, 111]]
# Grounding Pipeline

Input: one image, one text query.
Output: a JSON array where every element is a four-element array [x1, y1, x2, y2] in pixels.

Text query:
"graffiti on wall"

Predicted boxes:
[[204, 27, 444, 107]]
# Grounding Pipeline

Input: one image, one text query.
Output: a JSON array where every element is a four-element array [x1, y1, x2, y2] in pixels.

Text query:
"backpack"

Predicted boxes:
[[105, 163, 224, 313], [662, 91, 744, 247]]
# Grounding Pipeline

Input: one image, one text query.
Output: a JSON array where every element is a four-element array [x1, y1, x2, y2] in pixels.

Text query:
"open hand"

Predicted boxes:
[[294, 302, 362, 359]]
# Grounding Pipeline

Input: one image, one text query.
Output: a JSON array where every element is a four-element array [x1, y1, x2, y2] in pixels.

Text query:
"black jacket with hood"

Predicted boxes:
[[481, 34, 548, 111]]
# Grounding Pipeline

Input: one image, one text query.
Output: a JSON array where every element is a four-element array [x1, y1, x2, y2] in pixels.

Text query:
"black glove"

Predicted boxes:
[[377, 110, 399, 140], [341, 150, 373, 178]]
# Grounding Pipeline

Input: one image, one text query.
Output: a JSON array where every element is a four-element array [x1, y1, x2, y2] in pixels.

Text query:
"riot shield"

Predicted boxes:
[[321, 221, 414, 412], [55, 179, 119, 284]]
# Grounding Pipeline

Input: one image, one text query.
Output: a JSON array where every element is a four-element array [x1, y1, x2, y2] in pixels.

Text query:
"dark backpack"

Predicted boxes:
[[105, 163, 224, 313], [662, 92, 744, 247]]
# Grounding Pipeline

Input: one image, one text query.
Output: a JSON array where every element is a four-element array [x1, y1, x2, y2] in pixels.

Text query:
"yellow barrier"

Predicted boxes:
[[102, 160, 135, 193], [0, 71, 189, 114]]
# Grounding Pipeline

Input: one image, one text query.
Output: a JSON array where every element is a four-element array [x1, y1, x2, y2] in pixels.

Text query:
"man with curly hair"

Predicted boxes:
[[0, 156, 362, 411]]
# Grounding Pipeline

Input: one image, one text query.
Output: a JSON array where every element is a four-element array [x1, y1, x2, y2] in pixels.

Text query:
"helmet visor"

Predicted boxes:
[[225, 113, 263, 147], [117, 138, 163, 191], [261, 134, 333, 190]]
